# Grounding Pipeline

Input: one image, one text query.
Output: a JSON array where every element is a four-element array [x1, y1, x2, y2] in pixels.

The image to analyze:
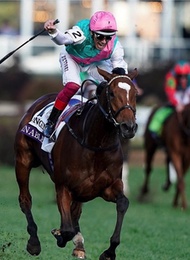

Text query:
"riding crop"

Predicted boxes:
[[0, 19, 60, 65]]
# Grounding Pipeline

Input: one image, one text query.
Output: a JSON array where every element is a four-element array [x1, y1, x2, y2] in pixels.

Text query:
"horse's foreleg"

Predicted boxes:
[[71, 201, 86, 259], [173, 177, 187, 209], [162, 155, 172, 191], [171, 155, 187, 209], [53, 186, 75, 248], [141, 142, 157, 196], [15, 161, 41, 255], [122, 162, 129, 196], [72, 232, 85, 259], [99, 194, 129, 260]]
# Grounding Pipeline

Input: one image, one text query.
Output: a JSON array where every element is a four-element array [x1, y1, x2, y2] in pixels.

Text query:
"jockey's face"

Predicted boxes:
[[177, 74, 188, 89], [92, 32, 112, 50]]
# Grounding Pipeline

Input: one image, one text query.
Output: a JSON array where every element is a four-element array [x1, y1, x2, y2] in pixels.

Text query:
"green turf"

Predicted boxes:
[[0, 165, 190, 260]]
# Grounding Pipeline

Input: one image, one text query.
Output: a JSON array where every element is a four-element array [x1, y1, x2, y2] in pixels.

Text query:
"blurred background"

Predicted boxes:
[[0, 0, 189, 165]]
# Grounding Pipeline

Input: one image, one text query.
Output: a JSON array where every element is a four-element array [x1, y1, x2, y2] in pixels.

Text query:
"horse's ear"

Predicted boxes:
[[128, 68, 138, 80], [97, 67, 112, 81], [96, 81, 107, 97]]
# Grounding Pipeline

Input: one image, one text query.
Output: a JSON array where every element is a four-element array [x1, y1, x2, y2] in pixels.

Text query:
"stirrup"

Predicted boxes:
[[43, 121, 55, 138]]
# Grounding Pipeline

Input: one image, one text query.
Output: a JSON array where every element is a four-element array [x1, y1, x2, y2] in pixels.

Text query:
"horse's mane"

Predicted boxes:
[[96, 81, 107, 97]]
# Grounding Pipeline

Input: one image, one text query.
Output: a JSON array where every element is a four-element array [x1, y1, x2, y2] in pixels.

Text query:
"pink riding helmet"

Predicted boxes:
[[174, 60, 190, 75], [90, 11, 117, 36]]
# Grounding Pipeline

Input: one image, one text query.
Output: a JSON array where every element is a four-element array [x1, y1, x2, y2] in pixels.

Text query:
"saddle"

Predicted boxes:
[[20, 95, 87, 152]]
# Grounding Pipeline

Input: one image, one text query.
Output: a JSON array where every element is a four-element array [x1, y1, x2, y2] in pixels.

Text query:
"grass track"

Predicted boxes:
[[0, 164, 190, 260]]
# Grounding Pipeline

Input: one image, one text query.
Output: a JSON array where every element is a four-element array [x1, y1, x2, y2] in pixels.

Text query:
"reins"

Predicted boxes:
[[79, 79, 99, 105]]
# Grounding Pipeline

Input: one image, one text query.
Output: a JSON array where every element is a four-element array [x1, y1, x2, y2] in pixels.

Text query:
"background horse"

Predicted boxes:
[[14, 67, 138, 259], [140, 103, 190, 210]]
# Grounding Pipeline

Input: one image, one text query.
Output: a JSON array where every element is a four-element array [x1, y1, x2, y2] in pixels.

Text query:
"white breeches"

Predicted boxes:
[[175, 88, 190, 105], [59, 47, 113, 86]]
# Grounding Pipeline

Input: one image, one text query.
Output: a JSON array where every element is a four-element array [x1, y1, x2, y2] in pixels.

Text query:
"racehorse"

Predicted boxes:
[[14, 67, 138, 259], [140, 103, 190, 210]]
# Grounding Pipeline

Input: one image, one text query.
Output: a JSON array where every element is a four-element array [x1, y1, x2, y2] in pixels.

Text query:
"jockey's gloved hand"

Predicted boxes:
[[112, 67, 126, 75]]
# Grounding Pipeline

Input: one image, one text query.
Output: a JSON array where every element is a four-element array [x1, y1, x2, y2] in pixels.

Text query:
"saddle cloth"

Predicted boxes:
[[20, 95, 87, 153], [148, 106, 174, 136]]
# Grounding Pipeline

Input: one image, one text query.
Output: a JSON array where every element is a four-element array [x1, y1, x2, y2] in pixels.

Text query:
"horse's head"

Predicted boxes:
[[97, 67, 138, 139]]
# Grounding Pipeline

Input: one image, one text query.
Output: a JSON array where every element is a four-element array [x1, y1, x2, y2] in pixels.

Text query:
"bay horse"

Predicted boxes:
[[14, 67, 138, 259], [140, 103, 190, 210]]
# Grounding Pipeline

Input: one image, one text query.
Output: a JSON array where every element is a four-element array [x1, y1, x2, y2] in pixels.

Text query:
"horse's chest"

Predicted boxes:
[[90, 162, 122, 187], [72, 171, 120, 201]]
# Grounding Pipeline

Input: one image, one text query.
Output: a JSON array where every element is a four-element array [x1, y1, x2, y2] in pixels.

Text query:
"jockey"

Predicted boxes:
[[43, 11, 128, 138], [149, 60, 190, 138], [164, 60, 190, 112]]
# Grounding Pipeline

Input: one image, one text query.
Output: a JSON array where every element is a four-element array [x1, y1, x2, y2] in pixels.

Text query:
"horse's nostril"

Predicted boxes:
[[134, 123, 138, 132], [120, 122, 137, 132], [120, 123, 128, 131]]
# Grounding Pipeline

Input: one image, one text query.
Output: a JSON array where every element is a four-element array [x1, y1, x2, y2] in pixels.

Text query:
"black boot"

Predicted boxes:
[[44, 107, 62, 138]]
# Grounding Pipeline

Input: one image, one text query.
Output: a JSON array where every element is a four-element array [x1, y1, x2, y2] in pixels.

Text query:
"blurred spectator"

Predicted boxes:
[[0, 19, 18, 35]]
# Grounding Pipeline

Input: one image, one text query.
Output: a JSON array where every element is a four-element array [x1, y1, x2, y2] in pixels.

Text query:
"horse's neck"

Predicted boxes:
[[86, 104, 118, 146], [182, 108, 190, 128]]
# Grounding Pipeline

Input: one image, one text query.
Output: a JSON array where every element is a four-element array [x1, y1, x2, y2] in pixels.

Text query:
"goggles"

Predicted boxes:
[[94, 33, 113, 41]]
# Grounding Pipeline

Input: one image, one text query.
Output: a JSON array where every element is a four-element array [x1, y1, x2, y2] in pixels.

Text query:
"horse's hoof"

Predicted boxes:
[[72, 248, 86, 259], [51, 228, 61, 236], [137, 192, 147, 202], [51, 228, 74, 248], [162, 184, 170, 191], [26, 239, 41, 256], [141, 187, 149, 195], [51, 229, 66, 248]]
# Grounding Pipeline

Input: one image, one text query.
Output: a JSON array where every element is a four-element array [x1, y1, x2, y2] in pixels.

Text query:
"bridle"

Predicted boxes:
[[97, 75, 136, 128]]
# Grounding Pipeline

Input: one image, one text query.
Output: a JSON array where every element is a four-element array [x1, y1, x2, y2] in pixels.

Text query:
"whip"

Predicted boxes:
[[0, 19, 60, 65]]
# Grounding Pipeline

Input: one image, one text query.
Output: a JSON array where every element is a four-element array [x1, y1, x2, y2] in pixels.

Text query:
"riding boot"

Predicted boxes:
[[44, 83, 80, 138], [43, 107, 62, 138]]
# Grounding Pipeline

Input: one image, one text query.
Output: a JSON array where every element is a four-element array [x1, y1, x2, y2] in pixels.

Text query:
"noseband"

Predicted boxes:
[[97, 75, 136, 128]]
